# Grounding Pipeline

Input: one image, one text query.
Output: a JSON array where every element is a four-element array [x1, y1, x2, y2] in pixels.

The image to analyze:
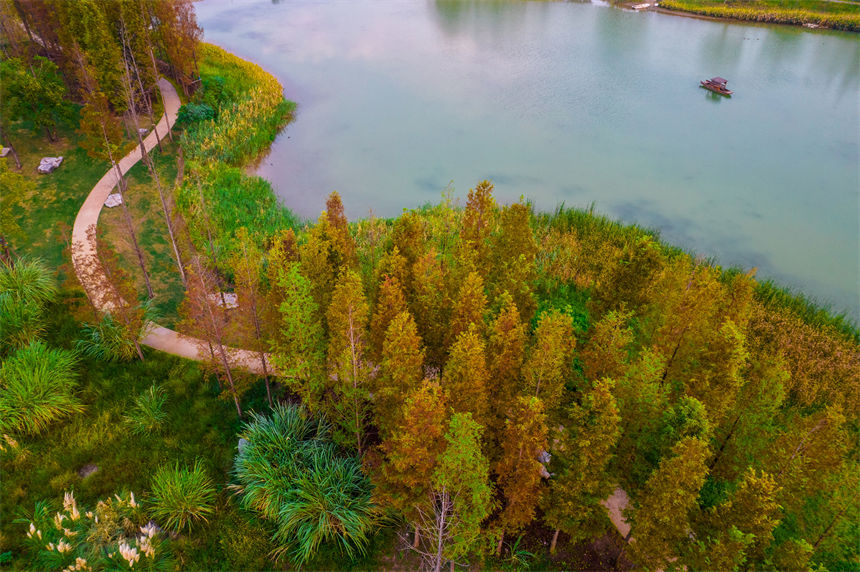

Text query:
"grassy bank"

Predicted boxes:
[[658, 0, 860, 31], [175, 44, 301, 262]]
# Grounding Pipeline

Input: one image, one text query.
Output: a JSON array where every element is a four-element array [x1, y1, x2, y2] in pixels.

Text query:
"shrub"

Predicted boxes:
[[0, 258, 57, 350], [232, 404, 380, 565], [175, 102, 216, 130], [19, 491, 171, 571], [0, 341, 82, 435], [149, 459, 216, 532], [76, 313, 138, 362], [124, 385, 168, 436], [0, 258, 57, 305]]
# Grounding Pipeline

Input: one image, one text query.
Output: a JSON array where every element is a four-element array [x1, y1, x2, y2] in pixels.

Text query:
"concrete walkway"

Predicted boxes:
[[70, 78, 270, 375]]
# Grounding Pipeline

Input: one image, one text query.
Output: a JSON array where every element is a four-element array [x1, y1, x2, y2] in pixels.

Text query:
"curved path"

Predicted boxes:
[[71, 79, 270, 375]]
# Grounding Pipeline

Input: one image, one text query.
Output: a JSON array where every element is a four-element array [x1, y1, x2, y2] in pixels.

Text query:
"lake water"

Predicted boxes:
[[196, 0, 860, 319]]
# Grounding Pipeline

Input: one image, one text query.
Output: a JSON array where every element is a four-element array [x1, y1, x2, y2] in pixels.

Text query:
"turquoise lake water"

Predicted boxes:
[[196, 0, 860, 319]]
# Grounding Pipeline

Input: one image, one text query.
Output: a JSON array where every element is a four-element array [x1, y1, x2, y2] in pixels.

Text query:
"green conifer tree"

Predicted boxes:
[[447, 271, 488, 348], [522, 310, 574, 409], [542, 378, 621, 553], [326, 270, 372, 454], [489, 201, 536, 322], [494, 395, 548, 555], [375, 310, 425, 439], [271, 262, 326, 411], [626, 437, 710, 569], [442, 328, 490, 429]]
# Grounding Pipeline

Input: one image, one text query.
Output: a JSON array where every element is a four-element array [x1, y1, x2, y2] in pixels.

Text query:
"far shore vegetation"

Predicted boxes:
[[656, 0, 860, 31], [1, 1, 858, 571]]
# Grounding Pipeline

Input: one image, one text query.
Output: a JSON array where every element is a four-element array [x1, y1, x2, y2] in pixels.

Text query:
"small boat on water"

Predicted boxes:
[[700, 77, 733, 96]]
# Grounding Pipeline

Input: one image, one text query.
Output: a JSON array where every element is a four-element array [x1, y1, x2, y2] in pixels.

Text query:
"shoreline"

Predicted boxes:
[[634, 2, 860, 32]]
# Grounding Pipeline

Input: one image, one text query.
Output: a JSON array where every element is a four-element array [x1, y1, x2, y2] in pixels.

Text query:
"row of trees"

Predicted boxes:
[[175, 175, 857, 568]]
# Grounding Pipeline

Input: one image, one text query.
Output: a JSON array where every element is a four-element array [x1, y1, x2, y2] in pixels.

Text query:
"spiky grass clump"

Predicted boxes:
[[233, 404, 379, 565], [0, 258, 57, 305], [0, 258, 57, 350], [76, 313, 138, 362], [0, 341, 82, 435], [149, 460, 216, 532], [124, 385, 168, 436]]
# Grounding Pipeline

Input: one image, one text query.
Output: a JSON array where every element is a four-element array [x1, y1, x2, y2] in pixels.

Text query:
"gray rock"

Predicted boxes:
[[104, 193, 123, 208], [78, 463, 99, 478], [37, 156, 63, 174]]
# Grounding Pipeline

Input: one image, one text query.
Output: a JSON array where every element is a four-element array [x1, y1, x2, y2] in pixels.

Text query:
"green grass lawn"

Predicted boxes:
[[99, 141, 187, 327], [4, 112, 108, 277]]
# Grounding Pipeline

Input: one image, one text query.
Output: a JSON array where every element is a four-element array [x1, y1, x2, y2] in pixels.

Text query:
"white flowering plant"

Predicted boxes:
[[19, 491, 171, 571]]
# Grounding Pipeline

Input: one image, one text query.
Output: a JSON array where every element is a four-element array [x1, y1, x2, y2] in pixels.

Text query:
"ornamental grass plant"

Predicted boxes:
[[232, 404, 380, 565], [148, 459, 217, 533]]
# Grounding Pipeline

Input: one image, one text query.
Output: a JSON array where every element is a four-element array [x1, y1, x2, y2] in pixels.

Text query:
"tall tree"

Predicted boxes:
[[489, 201, 536, 321], [457, 180, 497, 277], [271, 261, 326, 411], [447, 271, 487, 348], [486, 293, 526, 454], [579, 309, 633, 382], [375, 379, 448, 546], [118, 27, 186, 288], [230, 227, 272, 406], [626, 437, 711, 569], [298, 214, 337, 327], [0, 56, 68, 141], [390, 210, 425, 294], [149, 0, 201, 97], [542, 378, 621, 553], [411, 248, 449, 370], [611, 348, 668, 486], [180, 256, 242, 418], [765, 405, 847, 515], [428, 413, 494, 571], [369, 275, 408, 362], [522, 309, 574, 409], [374, 311, 424, 439], [494, 395, 548, 555], [708, 353, 788, 480], [684, 468, 782, 569], [75, 47, 154, 299], [442, 328, 490, 430], [325, 191, 357, 269], [326, 270, 372, 454], [588, 235, 663, 319]]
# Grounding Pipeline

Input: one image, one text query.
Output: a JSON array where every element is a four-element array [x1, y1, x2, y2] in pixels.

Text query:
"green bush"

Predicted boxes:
[[149, 459, 217, 532], [0, 341, 82, 435], [125, 385, 168, 436], [232, 404, 380, 565]]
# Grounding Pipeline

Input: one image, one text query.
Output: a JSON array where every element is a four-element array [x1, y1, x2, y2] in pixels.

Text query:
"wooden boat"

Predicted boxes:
[[700, 77, 733, 96]]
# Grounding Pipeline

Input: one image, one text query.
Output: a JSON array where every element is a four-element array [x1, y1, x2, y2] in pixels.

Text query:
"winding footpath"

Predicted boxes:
[[70, 79, 270, 375]]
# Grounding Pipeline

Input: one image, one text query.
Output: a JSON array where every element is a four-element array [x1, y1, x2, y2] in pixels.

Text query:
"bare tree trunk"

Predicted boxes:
[[550, 528, 560, 555], [496, 533, 504, 557], [195, 176, 228, 309], [813, 507, 846, 550], [121, 20, 185, 288], [111, 159, 154, 299], [0, 125, 22, 169], [193, 256, 242, 418]]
